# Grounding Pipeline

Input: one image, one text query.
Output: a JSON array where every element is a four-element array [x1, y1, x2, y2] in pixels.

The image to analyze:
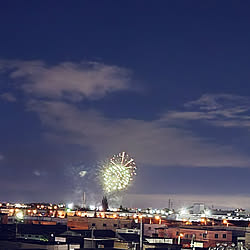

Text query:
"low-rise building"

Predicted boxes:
[[67, 216, 132, 230], [157, 226, 233, 248]]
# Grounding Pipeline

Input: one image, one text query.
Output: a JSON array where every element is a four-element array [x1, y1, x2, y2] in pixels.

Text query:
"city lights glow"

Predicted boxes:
[[89, 205, 95, 210], [67, 203, 74, 210], [180, 208, 189, 215], [16, 210, 24, 220], [204, 209, 211, 217]]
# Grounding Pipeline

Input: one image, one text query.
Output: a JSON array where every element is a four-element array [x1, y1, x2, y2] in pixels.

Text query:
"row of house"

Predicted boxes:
[[1, 212, 250, 249]]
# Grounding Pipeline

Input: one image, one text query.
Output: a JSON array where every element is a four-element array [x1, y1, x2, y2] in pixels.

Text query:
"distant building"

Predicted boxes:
[[0, 213, 8, 224], [67, 216, 132, 230], [193, 203, 205, 214], [244, 227, 250, 248], [144, 223, 166, 237], [158, 226, 232, 248]]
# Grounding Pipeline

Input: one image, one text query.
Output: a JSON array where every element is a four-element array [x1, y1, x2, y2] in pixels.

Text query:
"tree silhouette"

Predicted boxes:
[[102, 196, 109, 212]]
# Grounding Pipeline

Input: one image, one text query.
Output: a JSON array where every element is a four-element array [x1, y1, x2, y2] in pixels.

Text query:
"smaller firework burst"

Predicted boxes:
[[99, 152, 137, 194]]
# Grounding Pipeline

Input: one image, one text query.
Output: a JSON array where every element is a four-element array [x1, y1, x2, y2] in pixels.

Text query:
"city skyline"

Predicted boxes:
[[1, 1, 250, 208]]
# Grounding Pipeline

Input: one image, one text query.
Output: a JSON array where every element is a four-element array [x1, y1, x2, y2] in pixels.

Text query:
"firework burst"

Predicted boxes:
[[99, 152, 137, 194]]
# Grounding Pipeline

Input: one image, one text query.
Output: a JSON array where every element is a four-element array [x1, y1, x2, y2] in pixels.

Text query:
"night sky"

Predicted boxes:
[[1, 1, 250, 208]]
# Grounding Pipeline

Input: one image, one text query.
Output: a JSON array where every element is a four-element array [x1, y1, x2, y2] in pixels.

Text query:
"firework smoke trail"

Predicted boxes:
[[66, 162, 101, 207]]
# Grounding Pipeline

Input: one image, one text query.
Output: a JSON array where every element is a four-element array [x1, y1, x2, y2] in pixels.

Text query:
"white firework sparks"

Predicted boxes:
[[100, 152, 137, 193]]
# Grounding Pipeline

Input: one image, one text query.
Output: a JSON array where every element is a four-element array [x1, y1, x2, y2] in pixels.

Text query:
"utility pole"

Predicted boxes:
[[191, 234, 195, 250], [140, 216, 143, 250], [91, 226, 95, 248], [15, 220, 18, 239], [83, 192, 86, 208], [177, 236, 181, 245]]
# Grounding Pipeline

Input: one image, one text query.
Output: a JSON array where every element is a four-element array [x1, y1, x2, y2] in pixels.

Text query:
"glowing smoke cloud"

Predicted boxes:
[[66, 163, 99, 206], [99, 152, 137, 194], [79, 170, 87, 177]]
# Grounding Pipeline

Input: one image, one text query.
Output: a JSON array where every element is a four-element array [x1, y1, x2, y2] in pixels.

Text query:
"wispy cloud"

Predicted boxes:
[[163, 94, 250, 128], [0, 154, 4, 161], [0, 92, 17, 102], [184, 94, 248, 111], [0, 59, 131, 101], [1, 59, 250, 168], [27, 99, 250, 167], [33, 170, 41, 176]]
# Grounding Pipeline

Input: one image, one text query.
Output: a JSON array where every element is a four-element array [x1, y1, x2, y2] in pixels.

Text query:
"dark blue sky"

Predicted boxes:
[[1, 1, 250, 208]]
